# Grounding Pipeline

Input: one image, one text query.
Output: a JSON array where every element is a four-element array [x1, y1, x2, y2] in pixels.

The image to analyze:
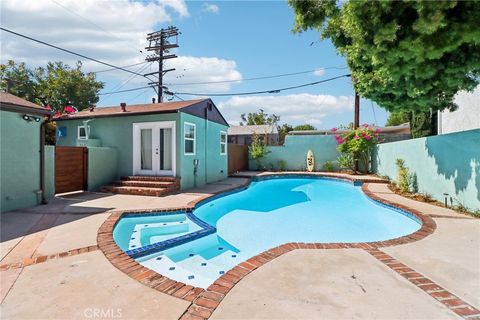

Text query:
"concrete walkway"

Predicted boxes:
[[1, 176, 479, 320]]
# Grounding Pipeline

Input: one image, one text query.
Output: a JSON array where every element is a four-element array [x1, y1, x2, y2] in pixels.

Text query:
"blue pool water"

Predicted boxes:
[[113, 177, 421, 288]]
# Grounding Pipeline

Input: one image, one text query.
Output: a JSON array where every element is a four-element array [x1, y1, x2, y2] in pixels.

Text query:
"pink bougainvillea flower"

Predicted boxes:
[[331, 127, 337, 132], [353, 135, 359, 140], [362, 123, 369, 128], [375, 128, 381, 132], [45, 104, 52, 110], [364, 134, 371, 140], [64, 105, 77, 114]]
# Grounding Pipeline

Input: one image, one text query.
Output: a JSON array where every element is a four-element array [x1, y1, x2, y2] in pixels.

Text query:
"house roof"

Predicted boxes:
[[0, 92, 52, 115], [54, 98, 229, 126], [228, 124, 278, 136]]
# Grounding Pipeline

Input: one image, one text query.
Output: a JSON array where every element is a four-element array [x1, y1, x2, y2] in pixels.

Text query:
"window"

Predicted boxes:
[[77, 126, 89, 140], [184, 122, 196, 155], [220, 131, 227, 155]]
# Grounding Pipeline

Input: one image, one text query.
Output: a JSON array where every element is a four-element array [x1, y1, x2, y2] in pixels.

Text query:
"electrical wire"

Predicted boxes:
[[0, 27, 147, 78], [165, 66, 348, 86], [370, 100, 378, 124], [167, 74, 351, 97], [92, 62, 149, 74]]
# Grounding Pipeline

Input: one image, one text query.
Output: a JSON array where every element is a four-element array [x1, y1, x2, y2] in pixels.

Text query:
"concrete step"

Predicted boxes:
[[121, 176, 179, 183], [113, 180, 178, 189], [100, 185, 175, 197]]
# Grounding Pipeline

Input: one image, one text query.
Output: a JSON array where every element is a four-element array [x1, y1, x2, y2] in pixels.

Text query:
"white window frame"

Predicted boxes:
[[220, 131, 227, 155], [77, 125, 89, 140], [184, 122, 196, 155]]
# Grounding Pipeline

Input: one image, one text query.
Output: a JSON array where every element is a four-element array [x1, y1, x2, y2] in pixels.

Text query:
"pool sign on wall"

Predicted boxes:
[[307, 150, 314, 172]]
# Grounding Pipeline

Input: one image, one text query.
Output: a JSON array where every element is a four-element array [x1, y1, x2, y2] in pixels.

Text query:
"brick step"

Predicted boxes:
[[113, 180, 178, 189], [121, 176, 179, 183], [100, 185, 177, 197]]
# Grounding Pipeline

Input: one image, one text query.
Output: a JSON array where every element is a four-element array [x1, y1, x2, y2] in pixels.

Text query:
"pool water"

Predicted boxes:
[[114, 178, 421, 288]]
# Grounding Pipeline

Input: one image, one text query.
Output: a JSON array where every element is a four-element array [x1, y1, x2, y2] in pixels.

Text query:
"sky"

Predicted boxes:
[[1, 0, 389, 129]]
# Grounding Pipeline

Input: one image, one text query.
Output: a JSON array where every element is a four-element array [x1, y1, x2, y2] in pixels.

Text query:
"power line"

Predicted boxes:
[[0, 27, 147, 78], [165, 66, 348, 87], [370, 100, 378, 124], [167, 74, 351, 97], [92, 62, 149, 74], [98, 85, 154, 95]]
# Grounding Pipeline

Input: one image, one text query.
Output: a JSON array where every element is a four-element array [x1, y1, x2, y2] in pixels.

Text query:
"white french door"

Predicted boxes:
[[133, 121, 176, 176]]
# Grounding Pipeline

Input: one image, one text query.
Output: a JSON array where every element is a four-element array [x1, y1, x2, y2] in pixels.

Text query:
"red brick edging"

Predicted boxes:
[[367, 248, 480, 319], [0, 245, 99, 271]]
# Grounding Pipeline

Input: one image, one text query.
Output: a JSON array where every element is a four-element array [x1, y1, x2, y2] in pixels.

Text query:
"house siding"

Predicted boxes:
[[1, 110, 43, 212], [179, 113, 228, 190], [56, 111, 228, 190]]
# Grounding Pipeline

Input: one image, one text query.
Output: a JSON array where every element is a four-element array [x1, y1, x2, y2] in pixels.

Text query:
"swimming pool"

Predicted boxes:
[[113, 177, 421, 288]]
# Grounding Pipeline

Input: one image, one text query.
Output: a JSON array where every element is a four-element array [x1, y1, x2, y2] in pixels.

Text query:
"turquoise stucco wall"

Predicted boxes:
[[56, 112, 228, 190], [373, 129, 480, 211], [88, 147, 118, 191], [1, 110, 43, 212], [179, 113, 228, 189], [56, 113, 180, 179], [249, 134, 340, 171]]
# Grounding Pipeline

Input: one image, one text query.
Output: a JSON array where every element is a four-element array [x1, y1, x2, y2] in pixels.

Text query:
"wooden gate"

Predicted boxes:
[[55, 146, 88, 194], [228, 144, 248, 174]]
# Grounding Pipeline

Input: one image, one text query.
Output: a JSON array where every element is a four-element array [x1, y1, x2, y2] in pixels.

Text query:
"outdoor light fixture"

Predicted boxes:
[[22, 114, 41, 122]]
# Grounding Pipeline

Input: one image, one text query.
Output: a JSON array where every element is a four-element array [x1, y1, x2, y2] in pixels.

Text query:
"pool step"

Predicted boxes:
[[100, 176, 180, 197]]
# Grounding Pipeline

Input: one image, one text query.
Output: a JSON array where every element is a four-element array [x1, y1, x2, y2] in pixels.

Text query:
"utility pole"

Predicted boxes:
[[144, 26, 179, 103], [354, 92, 360, 129]]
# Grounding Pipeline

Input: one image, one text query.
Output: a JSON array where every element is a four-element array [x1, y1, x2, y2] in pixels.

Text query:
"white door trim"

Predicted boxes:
[[132, 121, 176, 176]]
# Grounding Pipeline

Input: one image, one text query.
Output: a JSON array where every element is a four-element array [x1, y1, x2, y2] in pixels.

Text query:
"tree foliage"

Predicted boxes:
[[240, 109, 280, 126], [0, 60, 104, 113], [293, 124, 316, 131], [289, 1, 480, 113]]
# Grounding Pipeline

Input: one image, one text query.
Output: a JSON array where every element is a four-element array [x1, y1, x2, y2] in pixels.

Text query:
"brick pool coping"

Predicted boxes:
[[97, 173, 480, 318]]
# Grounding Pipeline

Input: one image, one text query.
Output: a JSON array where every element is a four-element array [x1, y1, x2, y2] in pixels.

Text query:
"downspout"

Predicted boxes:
[[40, 117, 49, 204]]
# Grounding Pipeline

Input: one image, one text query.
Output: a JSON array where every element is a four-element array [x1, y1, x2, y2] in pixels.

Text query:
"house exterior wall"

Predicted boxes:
[[249, 134, 340, 171], [438, 86, 480, 134], [372, 129, 480, 211], [56, 113, 180, 181], [56, 111, 228, 190], [179, 113, 228, 190], [1, 110, 43, 212]]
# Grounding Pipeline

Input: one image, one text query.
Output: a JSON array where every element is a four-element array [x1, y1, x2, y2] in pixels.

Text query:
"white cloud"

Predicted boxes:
[[164, 56, 242, 92], [0, 0, 188, 69], [313, 68, 326, 76], [203, 3, 220, 14], [218, 94, 354, 127]]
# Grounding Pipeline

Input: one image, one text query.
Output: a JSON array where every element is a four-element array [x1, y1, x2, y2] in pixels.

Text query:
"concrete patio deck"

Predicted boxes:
[[1, 175, 479, 319]]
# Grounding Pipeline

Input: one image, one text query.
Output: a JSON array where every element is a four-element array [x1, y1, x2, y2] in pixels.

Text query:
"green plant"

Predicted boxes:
[[337, 153, 354, 171], [277, 160, 287, 171], [409, 173, 418, 193], [419, 192, 433, 202], [323, 161, 335, 172], [395, 159, 410, 193], [334, 125, 379, 173], [249, 134, 269, 170]]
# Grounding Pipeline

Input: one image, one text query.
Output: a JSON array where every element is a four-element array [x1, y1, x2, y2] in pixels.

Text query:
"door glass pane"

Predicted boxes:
[[141, 129, 152, 170], [160, 128, 172, 171]]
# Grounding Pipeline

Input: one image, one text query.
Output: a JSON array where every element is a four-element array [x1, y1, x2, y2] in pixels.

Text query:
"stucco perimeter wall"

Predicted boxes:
[[373, 129, 480, 211], [88, 147, 118, 192], [1, 110, 42, 212], [249, 134, 340, 171], [179, 113, 228, 189]]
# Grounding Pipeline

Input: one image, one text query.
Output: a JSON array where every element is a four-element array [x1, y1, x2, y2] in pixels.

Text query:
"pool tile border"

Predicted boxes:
[[97, 176, 440, 311]]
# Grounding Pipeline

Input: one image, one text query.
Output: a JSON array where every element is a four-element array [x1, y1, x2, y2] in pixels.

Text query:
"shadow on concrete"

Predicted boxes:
[[0, 192, 113, 243]]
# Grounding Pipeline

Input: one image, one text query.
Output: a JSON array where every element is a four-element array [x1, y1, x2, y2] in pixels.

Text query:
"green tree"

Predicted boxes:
[[1, 60, 104, 113], [386, 110, 436, 138], [277, 123, 293, 145], [289, 1, 480, 113], [240, 109, 280, 126], [293, 124, 316, 131], [386, 111, 410, 127]]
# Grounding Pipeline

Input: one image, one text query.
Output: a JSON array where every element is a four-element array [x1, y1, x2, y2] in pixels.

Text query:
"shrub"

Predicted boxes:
[[249, 134, 269, 170], [323, 161, 335, 172], [337, 153, 354, 171], [409, 173, 418, 193], [395, 159, 410, 193], [277, 160, 287, 171], [333, 124, 379, 173]]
